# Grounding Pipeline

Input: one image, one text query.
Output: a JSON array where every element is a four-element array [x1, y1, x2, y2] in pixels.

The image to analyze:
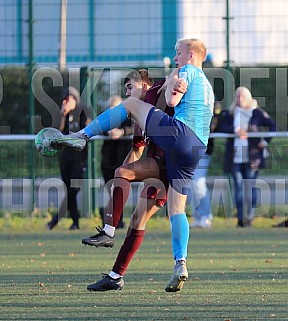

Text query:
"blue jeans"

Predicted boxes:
[[192, 154, 212, 220], [231, 163, 258, 221]]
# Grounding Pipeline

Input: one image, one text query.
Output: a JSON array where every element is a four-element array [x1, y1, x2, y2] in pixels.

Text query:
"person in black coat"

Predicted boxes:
[[47, 87, 92, 230], [216, 87, 276, 227]]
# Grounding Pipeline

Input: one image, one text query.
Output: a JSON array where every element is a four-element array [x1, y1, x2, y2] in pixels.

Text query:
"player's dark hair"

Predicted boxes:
[[124, 69, 154, 87]]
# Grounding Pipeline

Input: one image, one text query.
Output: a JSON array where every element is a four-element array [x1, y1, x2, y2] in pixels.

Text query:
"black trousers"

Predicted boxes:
[[58, 157, 85, 226]]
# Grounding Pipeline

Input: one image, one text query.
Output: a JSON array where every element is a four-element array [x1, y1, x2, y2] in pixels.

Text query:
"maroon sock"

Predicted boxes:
[[112, 228, 145, 276], [105, 177, 130, 227]]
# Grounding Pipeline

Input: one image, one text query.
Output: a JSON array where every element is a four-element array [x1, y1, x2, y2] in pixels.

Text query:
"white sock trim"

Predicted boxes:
[[103, 224, 116, 237], [109, 271, 122, 279]]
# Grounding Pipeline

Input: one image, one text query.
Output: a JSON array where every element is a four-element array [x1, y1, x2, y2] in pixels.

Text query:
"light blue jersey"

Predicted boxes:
[[174, 64, 214, 145]]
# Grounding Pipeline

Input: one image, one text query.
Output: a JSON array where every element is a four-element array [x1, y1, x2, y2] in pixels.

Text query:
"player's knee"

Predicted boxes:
[[114, 166, 129, 179]]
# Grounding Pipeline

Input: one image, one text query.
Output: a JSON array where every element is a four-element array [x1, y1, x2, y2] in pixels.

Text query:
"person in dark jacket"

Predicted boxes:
[[47, 86, 92, 230], [216, 87, 276, 227]]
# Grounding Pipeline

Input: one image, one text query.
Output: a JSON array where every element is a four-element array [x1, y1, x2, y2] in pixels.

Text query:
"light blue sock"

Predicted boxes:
[[170, 214, 189, 261], [84, 103, 128, 138]]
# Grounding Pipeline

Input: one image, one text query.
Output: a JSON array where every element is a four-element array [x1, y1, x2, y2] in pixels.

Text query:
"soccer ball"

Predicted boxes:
[[35, 127, 63, 157]]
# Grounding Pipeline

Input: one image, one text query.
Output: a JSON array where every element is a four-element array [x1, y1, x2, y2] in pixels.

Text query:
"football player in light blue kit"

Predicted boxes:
[[53, 38, 214, 292]]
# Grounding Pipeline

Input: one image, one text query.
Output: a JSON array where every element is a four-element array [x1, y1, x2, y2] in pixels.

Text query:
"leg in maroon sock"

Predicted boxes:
[[105, 177, 131, 227], [112, 198, 162, 274], [112, 228, 145, 276]]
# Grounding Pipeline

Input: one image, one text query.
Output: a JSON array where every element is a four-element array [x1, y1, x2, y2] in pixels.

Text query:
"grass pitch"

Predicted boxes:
[[0, 218, 287, 321]]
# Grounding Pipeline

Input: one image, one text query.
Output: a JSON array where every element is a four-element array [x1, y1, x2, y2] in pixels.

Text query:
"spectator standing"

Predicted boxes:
[[47, 86, 92, 230], [217, 87, 276, 227]]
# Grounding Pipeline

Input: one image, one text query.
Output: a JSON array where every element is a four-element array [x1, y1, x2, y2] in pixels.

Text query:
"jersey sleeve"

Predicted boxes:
[[178, 66, 189, 85]]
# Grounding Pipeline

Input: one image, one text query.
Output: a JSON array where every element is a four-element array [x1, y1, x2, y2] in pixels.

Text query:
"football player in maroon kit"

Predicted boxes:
[[82, 69, 174, 291]]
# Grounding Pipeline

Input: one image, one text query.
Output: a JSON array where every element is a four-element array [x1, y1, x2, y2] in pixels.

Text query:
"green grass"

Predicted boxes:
[[0, 218, 287, 321]]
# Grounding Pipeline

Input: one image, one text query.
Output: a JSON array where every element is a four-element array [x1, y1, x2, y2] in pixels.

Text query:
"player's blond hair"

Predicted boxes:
[[176, 38, 207, 62]]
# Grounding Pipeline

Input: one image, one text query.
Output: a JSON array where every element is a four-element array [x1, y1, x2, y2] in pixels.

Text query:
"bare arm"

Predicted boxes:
[[165, 79, 185, 107], [164, 69, 185, 107]]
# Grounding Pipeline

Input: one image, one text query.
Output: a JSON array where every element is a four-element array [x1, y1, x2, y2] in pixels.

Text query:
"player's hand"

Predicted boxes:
[[173, 78, 187, 94], [157, 69, 179, 94]]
